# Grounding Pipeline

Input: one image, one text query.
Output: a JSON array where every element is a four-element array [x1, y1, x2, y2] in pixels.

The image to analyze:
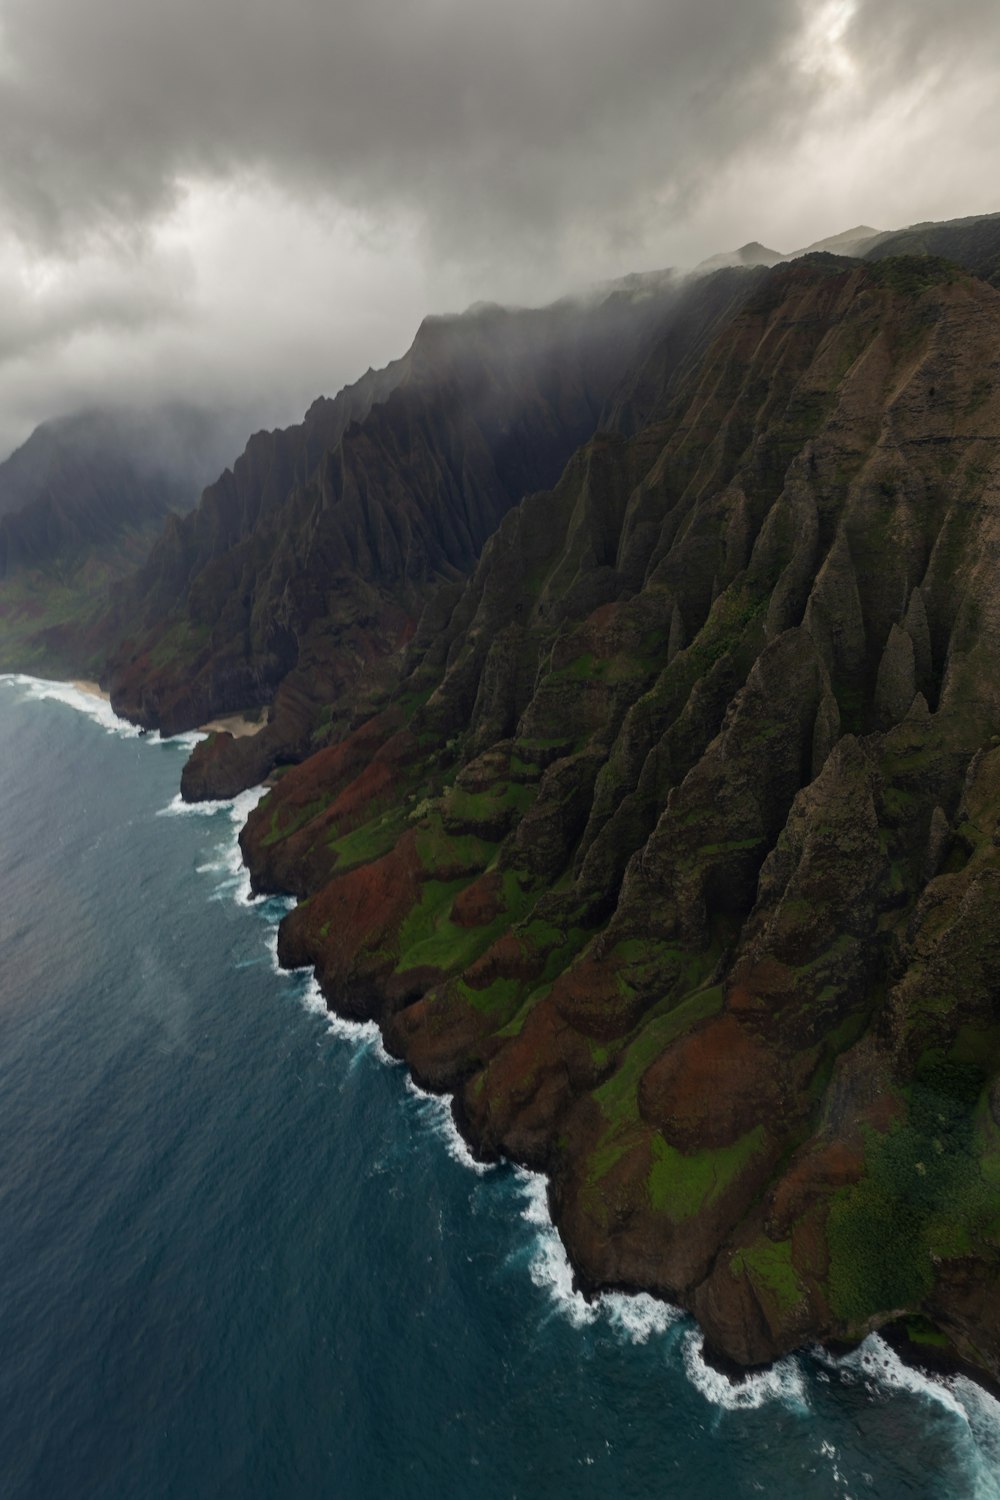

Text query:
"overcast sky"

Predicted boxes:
[[0, 0, 997, 456]]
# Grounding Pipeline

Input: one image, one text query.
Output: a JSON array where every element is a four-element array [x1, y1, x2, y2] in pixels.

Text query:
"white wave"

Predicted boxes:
[[267, 953, 397, 1066], [683, 1329, 810, 1413], [403, 1073, 491, 1175], [300, 973, 385, 1049], [155, 729, 206, 749], [158, 783, 268, 822], [821, 1334, 969, 1421], [170, 784, 269, 910], [511, 1168, 686, 1338], [265, 928, 283, 972], [204, 845, 248, 887], [602, 1291, 682, 1343], [0, 672, 142, 738], [513, 1168, 599, 1327], [950, 1377, 1000, 1500], [227, 785, 269, 826], [158, 792, 223, 818], [816, 1335, 1000, 1495], [813, 1438, 853, 1495]]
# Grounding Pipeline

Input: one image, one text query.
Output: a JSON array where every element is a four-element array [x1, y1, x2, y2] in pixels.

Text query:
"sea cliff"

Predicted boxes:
[[234, 255, 1000, 1383]]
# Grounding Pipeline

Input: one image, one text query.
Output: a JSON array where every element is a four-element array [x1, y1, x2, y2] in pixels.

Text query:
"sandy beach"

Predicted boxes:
[[198, 712, 265, 738], [71, 679, 110, 702], [70, 679, 263, 737]]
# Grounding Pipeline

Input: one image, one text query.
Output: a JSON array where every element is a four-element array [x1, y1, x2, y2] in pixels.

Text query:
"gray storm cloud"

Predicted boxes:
[[0, 0, 808, 247], [0, 0, 997, 455]]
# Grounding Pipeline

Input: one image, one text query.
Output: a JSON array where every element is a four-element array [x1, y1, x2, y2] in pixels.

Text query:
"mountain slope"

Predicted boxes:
[[0, 404, 250, 673], [239, 253, 1000, 1383], [97, 267, 771, 794], [864, 212, 1000, 287]]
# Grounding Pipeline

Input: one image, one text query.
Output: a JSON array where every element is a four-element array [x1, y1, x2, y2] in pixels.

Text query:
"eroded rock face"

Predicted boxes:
[[100, 272, 768, 785], [238, 255, 1000, 1382]]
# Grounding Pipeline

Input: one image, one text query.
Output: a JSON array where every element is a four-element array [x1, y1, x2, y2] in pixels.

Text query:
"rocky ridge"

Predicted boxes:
[[98, 269, 766, 795], [237, 252, 1000, 1382]]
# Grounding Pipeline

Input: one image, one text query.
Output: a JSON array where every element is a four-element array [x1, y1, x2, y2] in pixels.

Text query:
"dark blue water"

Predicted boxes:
[[1, 676, 998, 1500]]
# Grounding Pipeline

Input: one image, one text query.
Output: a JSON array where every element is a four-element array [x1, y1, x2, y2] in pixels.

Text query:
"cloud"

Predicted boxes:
[[0, 0, 997, 454], [0, 0, 838, 255]]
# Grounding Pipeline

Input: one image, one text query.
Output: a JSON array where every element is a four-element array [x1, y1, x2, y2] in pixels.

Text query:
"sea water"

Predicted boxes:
[[1, 674, 998, 1500]]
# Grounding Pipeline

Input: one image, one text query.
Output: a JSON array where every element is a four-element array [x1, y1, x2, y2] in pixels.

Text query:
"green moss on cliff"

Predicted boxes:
[[648, 1125, 767, 1222], [827, 1061, 996, 1324], [262, 795, 331, 847], [329, 808, 408, 868], [730, 1236, 803, 1315]]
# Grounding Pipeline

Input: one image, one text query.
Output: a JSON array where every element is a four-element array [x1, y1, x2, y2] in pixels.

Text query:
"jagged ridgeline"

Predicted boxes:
[[241, 252, 1000, 1381], [105, 270, 759, 786]]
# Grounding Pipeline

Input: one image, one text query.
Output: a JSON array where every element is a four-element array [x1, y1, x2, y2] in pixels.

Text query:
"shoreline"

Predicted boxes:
[[295, 936, 1000, 1406], [69, 677, 263, 739], [198, 711, 264, 739], [7, 671, 997, 1411], [70, 678, 110, 702]]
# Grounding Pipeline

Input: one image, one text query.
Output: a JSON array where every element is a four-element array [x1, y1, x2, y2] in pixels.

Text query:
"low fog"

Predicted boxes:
[[0, 0, 998, 456]]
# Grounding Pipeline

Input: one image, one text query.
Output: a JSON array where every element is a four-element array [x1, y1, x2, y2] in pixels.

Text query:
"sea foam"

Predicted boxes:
[[403, 1073, 492, 1176], [167, 784, 269, 901], [0, 673, 142, 738], [683, 1329, 810, 1413], [510, 1168, 684, 1339], [815, 1336, 1000, 1496]]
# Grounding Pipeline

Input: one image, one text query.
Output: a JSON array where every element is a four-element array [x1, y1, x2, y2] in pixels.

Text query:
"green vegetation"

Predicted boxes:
[[680, 585, 768, 682], [395, 868, 531, 976], [867, 255, 963, 296], [591, 981, 725, 1136], [328, 807, 408, 868], [394, 877, 472, 967], [648, 1125, 767, 1222], [413, 813, 497, 875], [457, 975, 523, 1018], [731, 1236, 803, 1315], [145, 617, 210, 671], [262, 795, 331, 847], [905, 1315, 950, 1350], [0, 566, 108, 675], [442, 780, 535, 829], [827, 1060, 996, 1324]]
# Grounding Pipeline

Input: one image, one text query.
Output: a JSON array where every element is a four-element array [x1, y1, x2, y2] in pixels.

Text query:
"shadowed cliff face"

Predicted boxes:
[[97, 269, 767, 781], [240, 255, 1000, 1381]]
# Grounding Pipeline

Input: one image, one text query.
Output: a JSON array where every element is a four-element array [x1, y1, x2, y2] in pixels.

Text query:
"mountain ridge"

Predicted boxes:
[[235, 249, 1000, 1384]]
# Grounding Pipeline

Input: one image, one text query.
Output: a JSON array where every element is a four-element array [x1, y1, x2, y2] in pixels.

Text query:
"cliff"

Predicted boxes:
[[238, 253, 1000, 1383], [97, 268, 766, 794]]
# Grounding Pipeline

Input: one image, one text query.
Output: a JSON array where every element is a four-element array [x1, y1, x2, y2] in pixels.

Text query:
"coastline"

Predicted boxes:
[[70, 678, 110, 702], [292, 932, 1000, 1405], [5, 675, 999, 1495], [69, 676, 263, 739], [198, 711, 264, 738], [5, 671, 998, 1416]]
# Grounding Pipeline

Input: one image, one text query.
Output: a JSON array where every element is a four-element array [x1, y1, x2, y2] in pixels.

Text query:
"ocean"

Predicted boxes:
[[1, 673, 998, 1499]]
